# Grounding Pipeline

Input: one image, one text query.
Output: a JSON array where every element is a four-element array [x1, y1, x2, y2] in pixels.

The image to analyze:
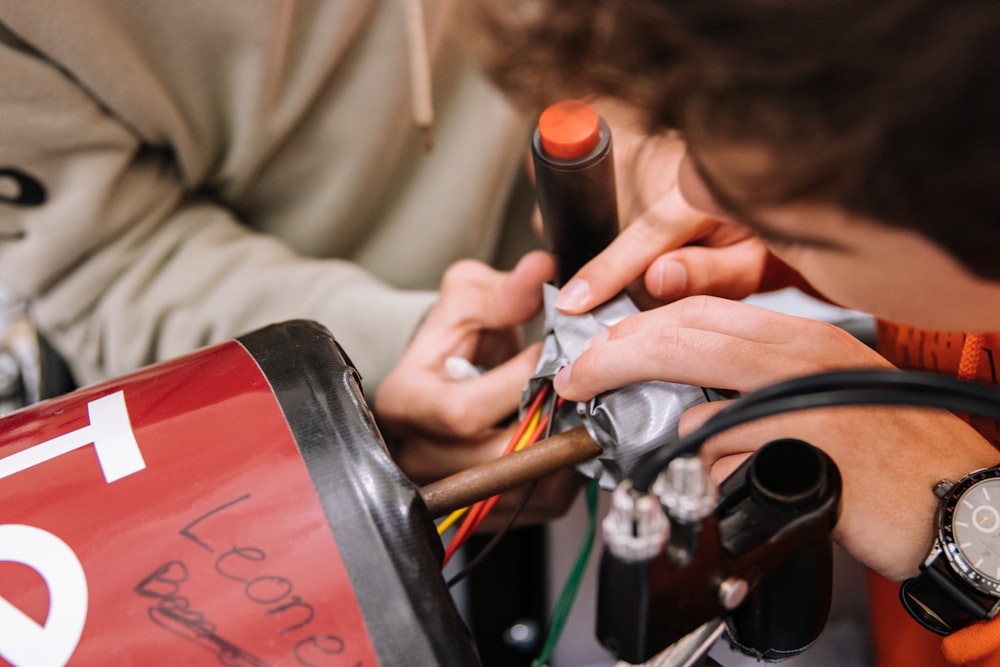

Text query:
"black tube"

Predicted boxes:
[[532, 104, 619, 286]]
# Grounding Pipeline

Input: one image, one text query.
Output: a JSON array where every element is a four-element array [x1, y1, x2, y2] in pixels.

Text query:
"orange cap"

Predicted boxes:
[[538, 100, 601, 159]]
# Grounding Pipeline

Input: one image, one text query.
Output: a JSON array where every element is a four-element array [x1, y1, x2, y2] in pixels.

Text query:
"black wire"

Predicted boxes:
[[631, 369, 1000, 492], [542, 383, 559, 439], [723, 368, 999, 411], [446, 384, 561, 588], [446, 479, 539, 588]]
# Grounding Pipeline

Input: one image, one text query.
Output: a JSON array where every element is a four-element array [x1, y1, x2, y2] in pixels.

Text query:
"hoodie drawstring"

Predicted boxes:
[[404, 0, 434, 151]]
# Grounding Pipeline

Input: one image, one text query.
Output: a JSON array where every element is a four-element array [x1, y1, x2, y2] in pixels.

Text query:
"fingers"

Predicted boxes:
[[500, 250, 556, 323], [552, 323, 769, 401], [377, 252, 553, 441], [378, 335, 541, 439], [552, 297, 889, 401], [679, 399, 729, 437], [436, 251, 554, 331], [434, 343, 543, 438], [707, 453, 751, 486], [644, 237, 772, 302], [554, 188, 706, 314], [408, 253, 550, 373], [375, 253, 558, 487], [603, 295, 795, 343], [377, 347, 541, 483]]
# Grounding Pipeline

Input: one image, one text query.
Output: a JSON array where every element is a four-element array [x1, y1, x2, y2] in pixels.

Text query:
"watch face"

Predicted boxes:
[[942, 471, 1000, 595]]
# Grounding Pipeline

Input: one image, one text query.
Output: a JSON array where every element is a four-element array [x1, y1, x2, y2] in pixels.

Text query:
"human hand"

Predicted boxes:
[[376, 250, 583, 524], [375, 251, 554, 482], [554, 124, 800, 314], [553, 296, 1000, 581]]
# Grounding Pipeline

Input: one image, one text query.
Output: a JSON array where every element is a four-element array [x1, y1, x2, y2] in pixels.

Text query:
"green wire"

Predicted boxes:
[[532, 478, 600, 667]]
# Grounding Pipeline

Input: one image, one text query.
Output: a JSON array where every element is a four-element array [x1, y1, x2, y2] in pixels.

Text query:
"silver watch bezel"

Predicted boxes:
[[937, 465, 1000, 599]]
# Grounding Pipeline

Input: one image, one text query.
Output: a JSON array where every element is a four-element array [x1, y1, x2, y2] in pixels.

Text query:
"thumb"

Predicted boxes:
[[645, 238, 772, 302], [490, 250, 556, 326], [441, 343, 545, 436], [554, 186, 708, 314]]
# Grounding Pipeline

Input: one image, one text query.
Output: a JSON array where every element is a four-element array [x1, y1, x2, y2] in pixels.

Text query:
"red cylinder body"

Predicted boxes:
[[0, 320, 477, 667]]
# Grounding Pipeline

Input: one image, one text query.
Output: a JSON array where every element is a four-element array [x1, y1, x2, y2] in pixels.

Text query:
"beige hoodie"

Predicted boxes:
[[0, 0, 534, 394]]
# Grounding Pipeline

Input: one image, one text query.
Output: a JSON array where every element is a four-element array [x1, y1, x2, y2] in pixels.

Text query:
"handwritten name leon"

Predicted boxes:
[[134, 494, 362, 667]]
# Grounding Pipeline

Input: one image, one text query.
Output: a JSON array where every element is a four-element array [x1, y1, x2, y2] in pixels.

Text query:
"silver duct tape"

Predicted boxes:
[[523, 285, 709, 489]]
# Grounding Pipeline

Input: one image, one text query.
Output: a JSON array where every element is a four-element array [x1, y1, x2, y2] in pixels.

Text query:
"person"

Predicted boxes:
[[463, 1, 1000, 665], [0, 1, 566, 471]]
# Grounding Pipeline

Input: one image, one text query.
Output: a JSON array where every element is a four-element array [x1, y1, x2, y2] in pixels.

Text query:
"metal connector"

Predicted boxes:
[[654, 455, 717, 524], [602, 480, 669, 561]]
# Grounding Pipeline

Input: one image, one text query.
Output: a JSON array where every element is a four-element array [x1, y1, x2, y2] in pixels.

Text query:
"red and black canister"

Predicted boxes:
[[0, 320, 478, 667]]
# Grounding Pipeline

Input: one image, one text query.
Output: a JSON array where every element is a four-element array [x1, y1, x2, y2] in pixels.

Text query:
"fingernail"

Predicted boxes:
[[583, 329, 608, 351], [653, 261, 687, 300], [555, 279, 591, 311], [553, 365, 572, 392]]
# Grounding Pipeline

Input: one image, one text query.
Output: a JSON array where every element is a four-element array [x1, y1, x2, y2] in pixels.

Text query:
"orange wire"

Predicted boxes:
[[442, 387, 555, 566], [438, 407, 541, 536], [459, 412, 550, 530]]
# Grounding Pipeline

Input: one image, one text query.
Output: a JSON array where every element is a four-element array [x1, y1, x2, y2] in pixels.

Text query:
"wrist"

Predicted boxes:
[[901, 465, 1000, 635]]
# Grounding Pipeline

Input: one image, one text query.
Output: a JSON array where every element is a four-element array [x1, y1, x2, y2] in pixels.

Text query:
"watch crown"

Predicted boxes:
[[933, 479, 954, 499]]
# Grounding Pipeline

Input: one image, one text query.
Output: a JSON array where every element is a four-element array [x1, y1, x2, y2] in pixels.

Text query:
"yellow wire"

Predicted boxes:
[[514, 407, 542, 451], [437, 505, 469, 534], [436, 404, 544, 536]]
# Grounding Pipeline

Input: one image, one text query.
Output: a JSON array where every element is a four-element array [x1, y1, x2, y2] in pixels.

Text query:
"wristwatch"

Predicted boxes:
[[901, 465, 1000, 635]]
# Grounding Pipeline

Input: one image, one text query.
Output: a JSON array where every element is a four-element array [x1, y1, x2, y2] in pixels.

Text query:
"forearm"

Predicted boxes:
[[32, 199, 436, 393]]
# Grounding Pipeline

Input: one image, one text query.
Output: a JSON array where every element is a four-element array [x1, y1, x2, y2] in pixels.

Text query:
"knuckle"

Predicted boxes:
[[675, 294, 717, 320], [683, 293, 738, 326], [436, 400, 480, 438], [441, 259, 486, 290], [639, 327, 683, 366]]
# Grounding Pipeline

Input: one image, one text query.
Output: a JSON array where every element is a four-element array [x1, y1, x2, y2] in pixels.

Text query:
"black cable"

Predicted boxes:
[[722, 368, 998, 411], [446, 384, 563, 588], [446, 479, 539, 588], [632, 369, 1000, 492], [542, 383, 559, 439]]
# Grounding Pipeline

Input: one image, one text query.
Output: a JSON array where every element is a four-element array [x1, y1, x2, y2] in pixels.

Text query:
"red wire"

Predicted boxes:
[[442, 388, 555, 566], [459, 411, 551, 534], [458, 398, 564, 546]]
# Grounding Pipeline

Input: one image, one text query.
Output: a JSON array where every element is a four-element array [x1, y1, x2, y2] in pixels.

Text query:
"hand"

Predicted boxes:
[[375, 251, 555, 483], [553, 296, 1000, 581], [376, 250, 583, 525], [554, 123, 800, 314]]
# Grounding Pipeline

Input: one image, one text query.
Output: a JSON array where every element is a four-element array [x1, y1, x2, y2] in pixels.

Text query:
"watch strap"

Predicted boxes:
[[901, 553, 996, 635]]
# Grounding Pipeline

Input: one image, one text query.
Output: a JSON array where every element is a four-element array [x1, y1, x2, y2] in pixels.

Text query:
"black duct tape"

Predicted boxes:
[[239, 320, 480, 666]]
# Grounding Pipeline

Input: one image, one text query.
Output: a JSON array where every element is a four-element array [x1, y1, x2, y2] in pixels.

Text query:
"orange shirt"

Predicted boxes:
[[871, 322, 1000, 667], [877, 323, 1000, 446]]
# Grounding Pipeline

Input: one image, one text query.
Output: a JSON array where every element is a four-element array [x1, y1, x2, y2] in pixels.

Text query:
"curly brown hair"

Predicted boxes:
[[465, 0, 1000, 278]]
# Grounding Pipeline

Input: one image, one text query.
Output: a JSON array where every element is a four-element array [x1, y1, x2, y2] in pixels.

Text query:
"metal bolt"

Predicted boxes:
[[655, 455, 718, 523], [502, 619, 540, 652], [602, 480, 669, 561], [718, 577, 749, 610]]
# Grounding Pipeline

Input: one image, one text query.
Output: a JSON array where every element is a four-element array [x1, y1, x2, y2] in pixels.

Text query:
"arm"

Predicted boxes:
[[553, 296, 1000, 582], [0, 28, 435, 392]]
